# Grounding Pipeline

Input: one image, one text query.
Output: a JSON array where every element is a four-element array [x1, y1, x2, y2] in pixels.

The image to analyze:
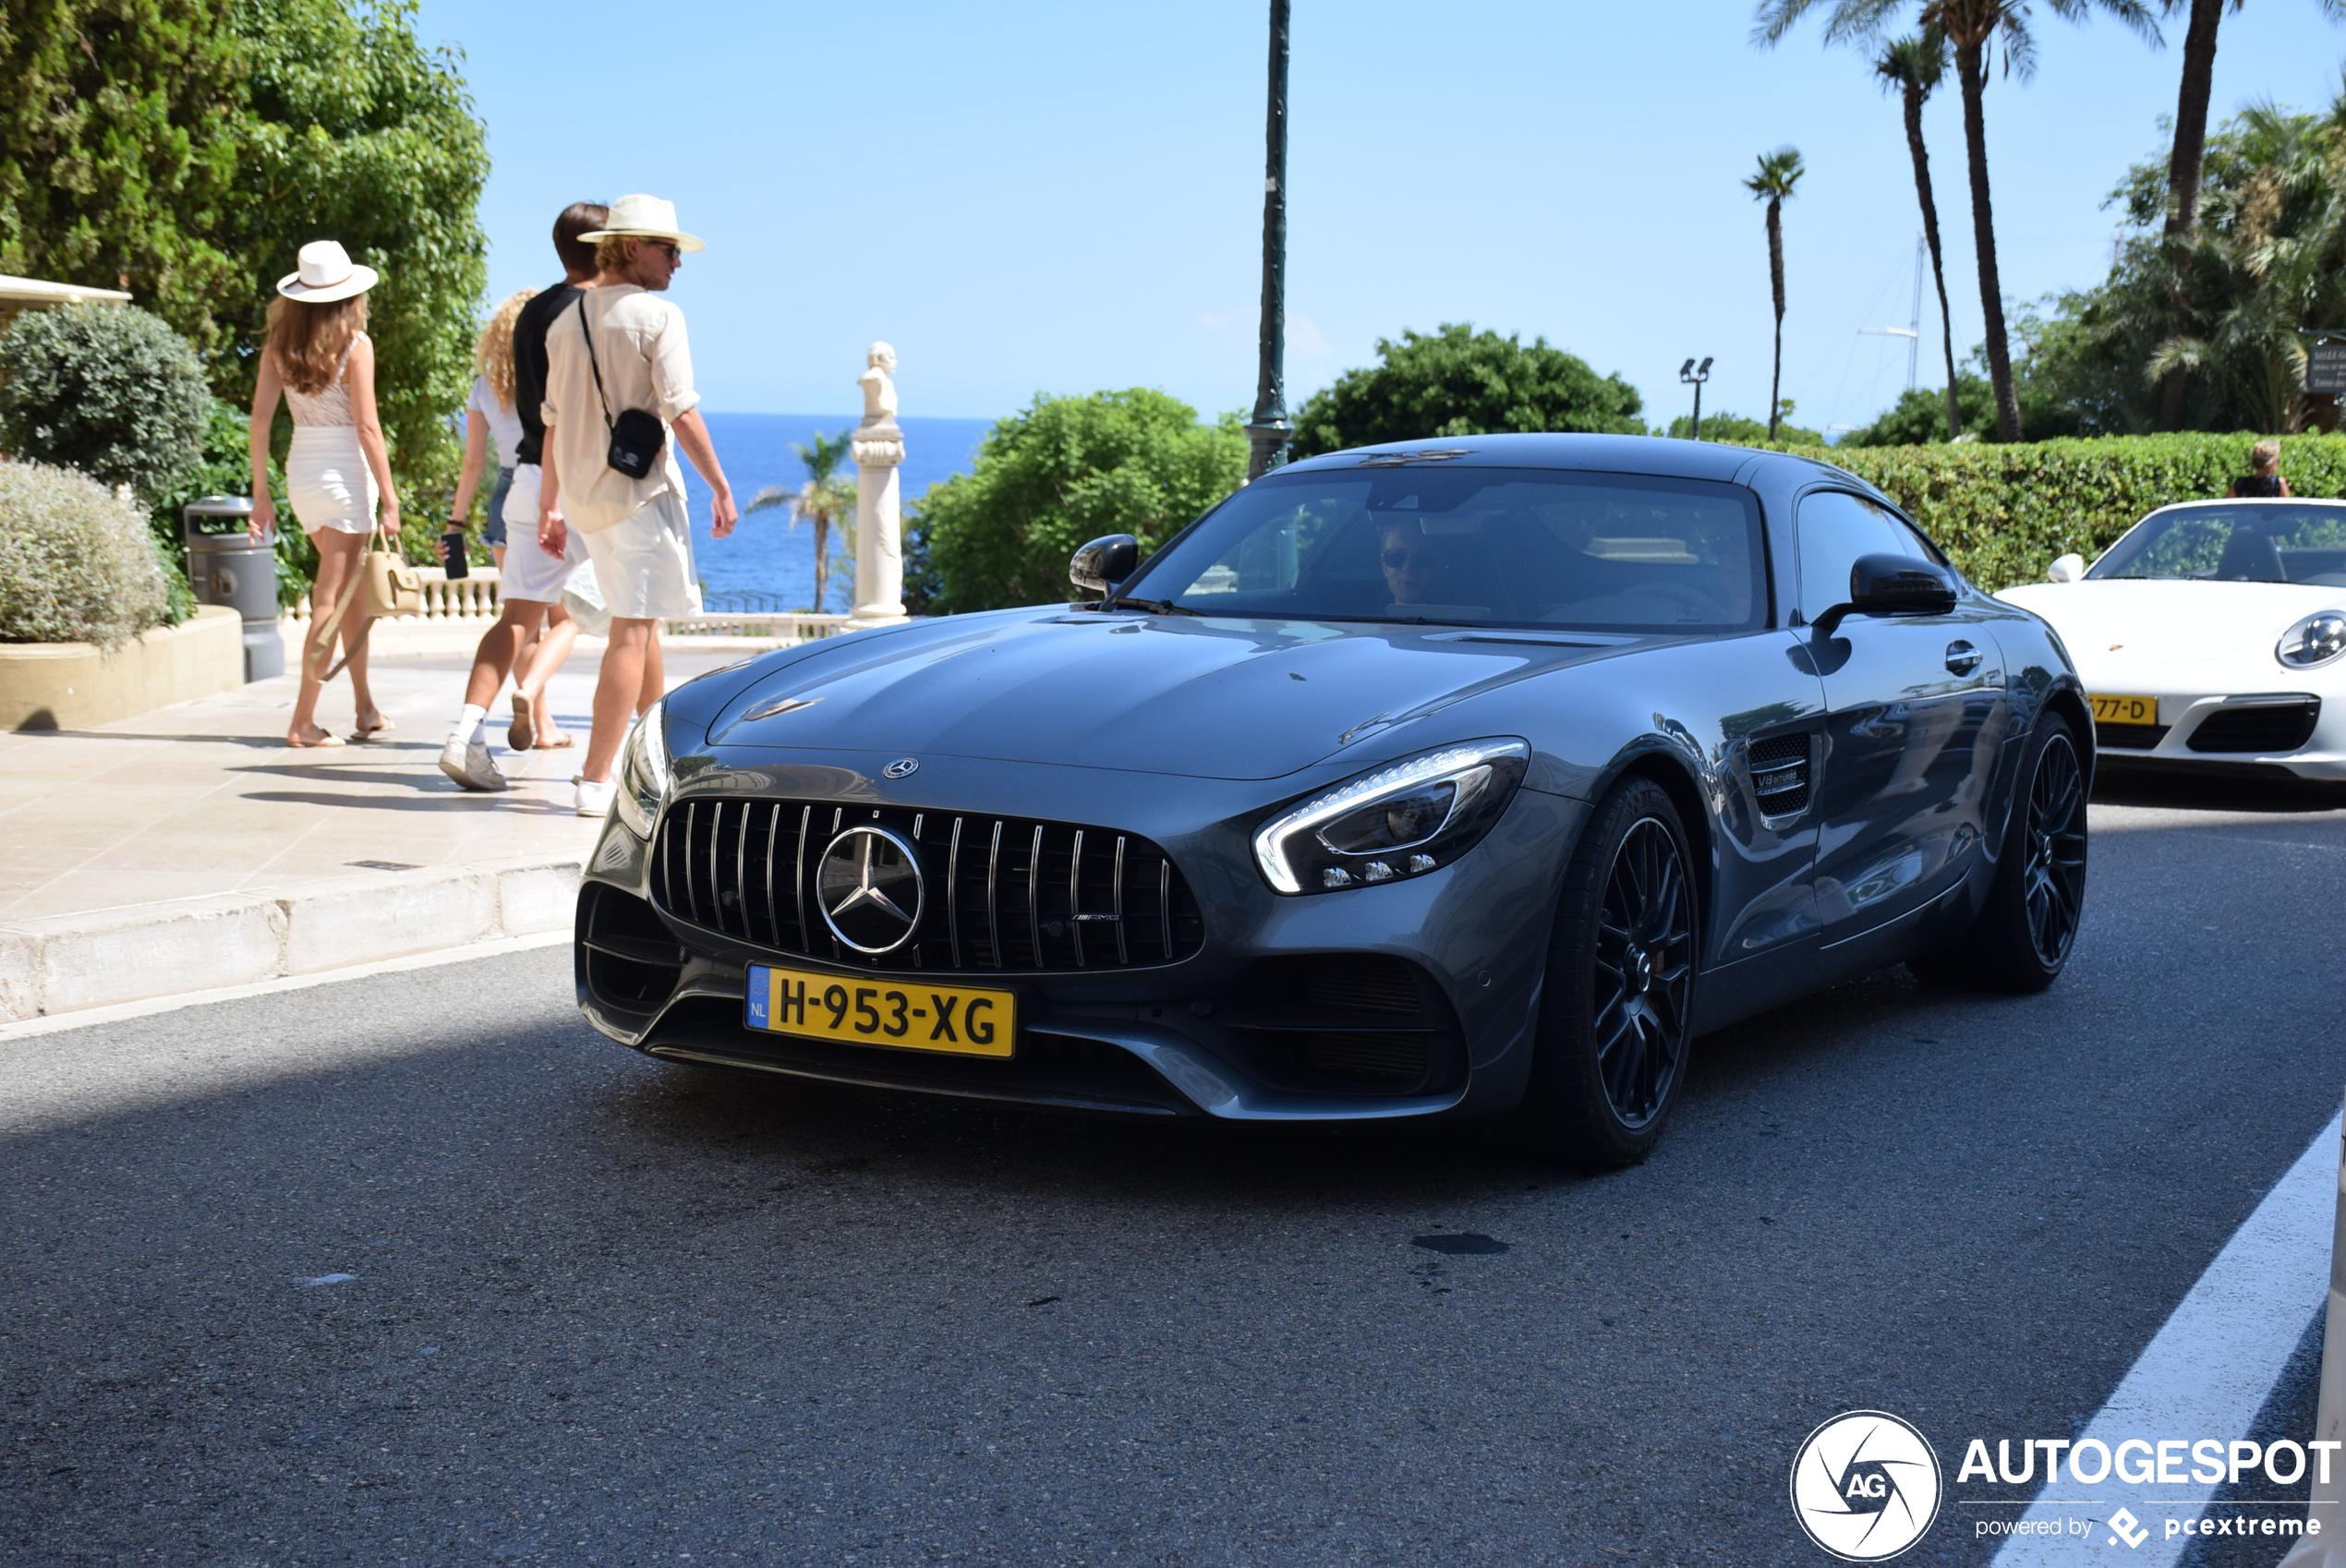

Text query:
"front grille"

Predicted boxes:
[[652, 799, 1204, 971], [2096, 721, 2170, 751], [1747, 732, 1811, 817], [2187, 699, 2320, 754]]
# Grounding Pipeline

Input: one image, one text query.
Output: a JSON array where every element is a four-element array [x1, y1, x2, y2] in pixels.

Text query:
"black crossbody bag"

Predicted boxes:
[[575, 295, 666, 480]]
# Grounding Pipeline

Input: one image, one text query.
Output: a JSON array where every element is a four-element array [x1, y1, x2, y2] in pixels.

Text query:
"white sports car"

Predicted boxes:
[[1998, 497, 2346, 780]]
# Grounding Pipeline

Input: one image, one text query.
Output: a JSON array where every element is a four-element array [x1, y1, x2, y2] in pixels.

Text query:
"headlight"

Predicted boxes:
[[612, 698, 671, 838], [1252, 739, 1530, 895], [2278, 611, 2346, 669]]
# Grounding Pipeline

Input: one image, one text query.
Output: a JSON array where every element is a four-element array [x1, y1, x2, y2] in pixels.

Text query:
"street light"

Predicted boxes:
[[1678, 356, 1712, 441], [1244, 0, 1292, 482]]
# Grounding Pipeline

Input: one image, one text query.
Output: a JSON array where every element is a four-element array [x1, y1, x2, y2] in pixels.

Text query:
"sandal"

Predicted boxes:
[[287, 725, 345, 749], [509, 693, 537, 754], [350, 714, 395, 742]]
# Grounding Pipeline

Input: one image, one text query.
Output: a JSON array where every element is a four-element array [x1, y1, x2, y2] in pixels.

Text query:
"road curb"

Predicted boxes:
[[0, 855, 582, 1022]]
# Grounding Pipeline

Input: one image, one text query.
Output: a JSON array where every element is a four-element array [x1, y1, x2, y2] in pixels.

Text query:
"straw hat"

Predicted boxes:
[[578, 194, 705, 253], [275, 240, 379, 303]]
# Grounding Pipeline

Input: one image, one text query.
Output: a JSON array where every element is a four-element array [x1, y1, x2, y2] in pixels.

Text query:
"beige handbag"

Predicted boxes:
[[307, 538, 420, 682]]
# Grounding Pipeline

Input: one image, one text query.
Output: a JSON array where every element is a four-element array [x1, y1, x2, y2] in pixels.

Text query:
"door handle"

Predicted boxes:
[[1944, 640, 1982, 675]]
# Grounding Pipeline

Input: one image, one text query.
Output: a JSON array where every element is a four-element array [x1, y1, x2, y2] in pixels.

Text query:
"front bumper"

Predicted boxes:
[[2090, 690, 2344, 779], [574, 752, 1584, 1122]]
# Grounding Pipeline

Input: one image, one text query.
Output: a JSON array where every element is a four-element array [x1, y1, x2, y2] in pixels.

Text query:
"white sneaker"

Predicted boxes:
[[438, 736, 507, 792], [574, 777, 617, 816]]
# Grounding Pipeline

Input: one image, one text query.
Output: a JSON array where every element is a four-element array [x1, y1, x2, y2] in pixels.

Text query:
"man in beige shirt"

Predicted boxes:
[[538, 194, 738, 816]]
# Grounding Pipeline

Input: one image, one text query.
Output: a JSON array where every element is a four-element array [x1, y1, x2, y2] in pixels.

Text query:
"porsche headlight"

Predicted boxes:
[[1252, 739, 1530, 895], [612, 698, 671, 838], [2278, 611, 2346, 669]]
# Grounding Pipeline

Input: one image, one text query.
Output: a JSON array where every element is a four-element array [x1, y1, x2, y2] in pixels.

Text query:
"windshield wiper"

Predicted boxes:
[[1106, 596, 1202, 617]]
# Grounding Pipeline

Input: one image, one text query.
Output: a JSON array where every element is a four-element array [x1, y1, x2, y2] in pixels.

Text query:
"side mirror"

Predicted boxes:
[[2047, 552, 2086, 584], [1813, 553, 1958, 635], [1069, 533, 1139, 597]]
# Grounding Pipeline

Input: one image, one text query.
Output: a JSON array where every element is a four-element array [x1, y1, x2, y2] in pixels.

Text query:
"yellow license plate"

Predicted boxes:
[[2090, 693, 2159, 726], [745, 963, 1015, 1058]]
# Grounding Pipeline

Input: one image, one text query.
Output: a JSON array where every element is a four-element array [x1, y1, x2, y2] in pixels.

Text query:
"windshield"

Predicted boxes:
[[1126, 466, 1768, 632], [2090, 504, 2346, 585]]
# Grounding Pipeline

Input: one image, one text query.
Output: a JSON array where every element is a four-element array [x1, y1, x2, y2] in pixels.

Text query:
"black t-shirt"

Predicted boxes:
[[511, 282, 582, 465]]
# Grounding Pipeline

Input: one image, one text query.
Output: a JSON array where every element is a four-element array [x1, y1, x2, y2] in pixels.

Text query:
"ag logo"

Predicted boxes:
[[1789, 1410, 1942, 1562]]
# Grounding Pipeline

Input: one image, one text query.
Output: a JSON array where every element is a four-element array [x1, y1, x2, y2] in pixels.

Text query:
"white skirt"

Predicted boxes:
[[495, 464, 590, 604], [286, 426, 378, 536]]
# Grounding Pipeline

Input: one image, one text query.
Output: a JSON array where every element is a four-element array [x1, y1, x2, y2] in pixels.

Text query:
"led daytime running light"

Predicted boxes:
[[1253, 740, 1530, 894]]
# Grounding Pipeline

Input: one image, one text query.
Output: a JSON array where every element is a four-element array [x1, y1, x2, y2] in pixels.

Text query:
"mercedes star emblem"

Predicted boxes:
[[816, 825, 925, 954], [882, 757, 920, 779]]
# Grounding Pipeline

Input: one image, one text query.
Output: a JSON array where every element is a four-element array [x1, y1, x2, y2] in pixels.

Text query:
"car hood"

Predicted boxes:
[[1999, 579, 2346, 665], [697, 609, 1638, 780]]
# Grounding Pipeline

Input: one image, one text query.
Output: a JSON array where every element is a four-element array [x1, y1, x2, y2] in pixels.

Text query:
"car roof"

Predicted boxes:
[[1277, 430, 1875, 492], [2141, 496, 2346, 513]]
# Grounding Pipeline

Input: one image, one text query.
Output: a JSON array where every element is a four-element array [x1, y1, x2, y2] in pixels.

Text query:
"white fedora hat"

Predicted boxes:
[[275, 239, 380, 303], [577, 194, 705, 253]]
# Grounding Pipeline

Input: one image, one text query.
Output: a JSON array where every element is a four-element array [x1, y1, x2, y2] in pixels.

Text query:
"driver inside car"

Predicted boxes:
[[1381, 517, 1465, 606]]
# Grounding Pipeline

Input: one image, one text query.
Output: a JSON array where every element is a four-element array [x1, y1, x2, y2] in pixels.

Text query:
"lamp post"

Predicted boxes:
[[1678, 356, 1712, 440], [1244, 0, 1292, 482]]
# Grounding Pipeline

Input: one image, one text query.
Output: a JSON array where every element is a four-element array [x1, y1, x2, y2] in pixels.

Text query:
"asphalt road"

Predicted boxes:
[[5, 772, 2344, 1568]]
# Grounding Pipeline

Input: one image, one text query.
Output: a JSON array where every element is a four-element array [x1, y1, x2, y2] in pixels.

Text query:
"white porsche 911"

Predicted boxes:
[[1998, 498, 2346, 780]]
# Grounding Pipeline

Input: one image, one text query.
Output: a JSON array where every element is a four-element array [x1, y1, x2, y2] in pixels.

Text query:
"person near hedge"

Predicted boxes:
[[449, 290, 534, 573], [247, 239, 400, 750], [2229, 439, 2292, 498]]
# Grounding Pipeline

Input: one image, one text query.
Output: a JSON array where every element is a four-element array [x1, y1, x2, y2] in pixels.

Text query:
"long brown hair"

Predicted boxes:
[[474, 290, 537, 411], [265, 294, 369, 395]]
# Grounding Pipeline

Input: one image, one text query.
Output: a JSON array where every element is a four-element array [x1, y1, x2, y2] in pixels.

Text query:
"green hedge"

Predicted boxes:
[[1773, 433, 2346, 592]]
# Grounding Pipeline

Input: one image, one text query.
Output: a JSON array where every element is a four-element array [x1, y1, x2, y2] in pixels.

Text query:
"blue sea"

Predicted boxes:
[[672, 412, 994, 611]]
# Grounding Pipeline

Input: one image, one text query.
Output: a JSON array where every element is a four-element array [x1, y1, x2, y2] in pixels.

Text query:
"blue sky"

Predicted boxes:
[[413, 0, 2346, 433]]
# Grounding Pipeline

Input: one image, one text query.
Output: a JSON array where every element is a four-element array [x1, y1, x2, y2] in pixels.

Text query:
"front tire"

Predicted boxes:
[[1513, 778, 1698, 1172], [1908, 713, 2088, 993]]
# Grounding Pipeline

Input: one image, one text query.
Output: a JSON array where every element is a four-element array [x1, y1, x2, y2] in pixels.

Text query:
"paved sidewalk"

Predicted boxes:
[[0, 624, 766, 1019]]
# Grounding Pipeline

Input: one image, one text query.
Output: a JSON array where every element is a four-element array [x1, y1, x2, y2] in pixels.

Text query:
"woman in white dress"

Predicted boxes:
[[247, 240, 401, 749]]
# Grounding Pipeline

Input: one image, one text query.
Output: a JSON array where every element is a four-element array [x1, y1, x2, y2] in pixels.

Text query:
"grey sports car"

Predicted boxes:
[[574, 433, 2089, 1168]]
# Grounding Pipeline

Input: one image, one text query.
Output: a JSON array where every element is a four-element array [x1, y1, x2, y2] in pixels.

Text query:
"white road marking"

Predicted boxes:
[[0, 929, 573, 1044], [1994, 1111, 2340, 1565]]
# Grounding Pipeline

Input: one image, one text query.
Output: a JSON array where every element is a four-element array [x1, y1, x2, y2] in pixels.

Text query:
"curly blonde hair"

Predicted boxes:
[[265, 294, 368, 396], [474, 289, 537, 412]]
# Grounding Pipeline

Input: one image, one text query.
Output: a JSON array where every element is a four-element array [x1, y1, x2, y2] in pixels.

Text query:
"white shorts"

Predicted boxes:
[[582, 491, 701, 621], [496, 464, 588, 604], [287, 427, 378, 536]]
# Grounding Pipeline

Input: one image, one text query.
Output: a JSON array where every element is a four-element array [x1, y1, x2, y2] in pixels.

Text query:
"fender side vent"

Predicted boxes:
[[1747, 732, 1811, 817]]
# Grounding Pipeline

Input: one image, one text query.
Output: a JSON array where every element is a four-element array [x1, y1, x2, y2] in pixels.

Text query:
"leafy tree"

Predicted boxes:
[[1744, 148, 1807, 441], [0, 0, 246, 356], [1757, 0, 2160, 442], [0, 0, 487, 532], [0, 301, 207, 501], [1873, 31, 1965, 439], [1839, 375, 2000, 443], [2025, 97, 2346, 434], [1289, 323, 1643, 456], [223, 0, 490, 533], [1663, 406, 1826, 444], [2152, 0, 2346, 428], [914, 389, 1247, 613], [746, 428, 856, 613]]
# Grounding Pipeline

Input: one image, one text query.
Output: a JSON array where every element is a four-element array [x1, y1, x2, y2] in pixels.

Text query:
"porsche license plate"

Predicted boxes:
[[745, 963, 1015, 1058], [2089, 693, 2159, 726]]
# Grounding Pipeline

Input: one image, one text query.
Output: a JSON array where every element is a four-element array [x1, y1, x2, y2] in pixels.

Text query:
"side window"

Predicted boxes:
[[1796, 491, 1906, 617]]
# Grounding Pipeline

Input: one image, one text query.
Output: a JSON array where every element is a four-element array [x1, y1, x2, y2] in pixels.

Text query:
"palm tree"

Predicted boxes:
[[745, 428, 856, 612], [1745, 147, 1807, 440], [2154, 0, 2346, 428], [1756, 0, 2159, 442], [1874, 30, 1965, 439]]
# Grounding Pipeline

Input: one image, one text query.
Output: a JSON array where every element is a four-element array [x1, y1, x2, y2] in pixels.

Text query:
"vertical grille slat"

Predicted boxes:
[[651, 798, 1203, 971]]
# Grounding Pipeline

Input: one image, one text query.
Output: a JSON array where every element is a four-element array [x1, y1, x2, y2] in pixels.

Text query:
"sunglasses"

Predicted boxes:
[[1382, 547, 1435, 569], [644, 240, 680, 262]]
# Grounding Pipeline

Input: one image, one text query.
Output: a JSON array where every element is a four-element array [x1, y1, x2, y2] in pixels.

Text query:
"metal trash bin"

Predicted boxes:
[[183, 496, 284, 681]]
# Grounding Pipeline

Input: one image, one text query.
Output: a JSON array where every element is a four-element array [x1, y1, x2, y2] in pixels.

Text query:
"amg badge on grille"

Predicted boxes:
[[817, 826, 925, 953]]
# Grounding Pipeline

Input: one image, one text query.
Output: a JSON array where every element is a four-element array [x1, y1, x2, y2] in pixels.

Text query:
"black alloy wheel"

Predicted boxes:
[[1908, 712, 2090, 994], [2020, 730, 2088, 968], [1593, 817, 1694, 1127], [1515, 777, 1699, 1171]]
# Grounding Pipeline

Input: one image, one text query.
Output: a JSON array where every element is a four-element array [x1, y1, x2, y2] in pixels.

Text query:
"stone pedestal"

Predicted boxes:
[[851, 416, 906, 622]]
